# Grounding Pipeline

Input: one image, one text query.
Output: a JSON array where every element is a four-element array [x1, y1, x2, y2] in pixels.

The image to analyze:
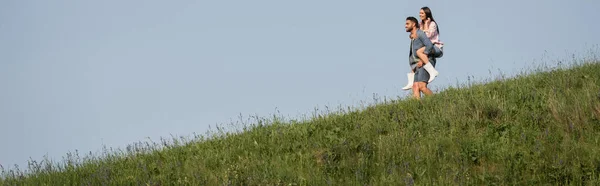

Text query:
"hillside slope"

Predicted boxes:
[[2, 61, 600, 185]]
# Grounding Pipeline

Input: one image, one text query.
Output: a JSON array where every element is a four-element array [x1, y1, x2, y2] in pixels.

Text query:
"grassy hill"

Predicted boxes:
[[2, 60, 600, 185]]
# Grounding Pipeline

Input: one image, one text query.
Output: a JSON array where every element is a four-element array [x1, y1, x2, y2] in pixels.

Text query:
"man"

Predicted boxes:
[[405, 16, 438, 99]]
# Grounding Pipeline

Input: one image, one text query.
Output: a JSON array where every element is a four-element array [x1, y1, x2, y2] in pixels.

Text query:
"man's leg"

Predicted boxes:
[[418, 82, 433, 96], [412, 65, 426, 99], [411, 62, 436, 99], [412, 82, 421, 99], [412, 82, 433, 99]]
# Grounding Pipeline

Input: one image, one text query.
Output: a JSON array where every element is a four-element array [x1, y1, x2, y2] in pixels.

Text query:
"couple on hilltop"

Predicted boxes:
[[402, 7, 444, 99]]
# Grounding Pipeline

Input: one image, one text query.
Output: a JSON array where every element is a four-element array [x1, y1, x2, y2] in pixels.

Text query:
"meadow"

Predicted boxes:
[[2, 55, 600, 185]]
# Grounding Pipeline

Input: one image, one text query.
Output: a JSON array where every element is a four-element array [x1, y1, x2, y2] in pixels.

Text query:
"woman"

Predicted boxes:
[[419, 6, 443, 56], [402, 6, 444, 90]]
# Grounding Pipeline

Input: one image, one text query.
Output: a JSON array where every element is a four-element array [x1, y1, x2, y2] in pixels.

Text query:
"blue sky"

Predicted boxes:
[[1, 0, 599, 170]]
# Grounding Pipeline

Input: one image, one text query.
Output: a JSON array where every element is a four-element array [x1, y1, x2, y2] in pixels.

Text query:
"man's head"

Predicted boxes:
[[405, 16, 419, 32]]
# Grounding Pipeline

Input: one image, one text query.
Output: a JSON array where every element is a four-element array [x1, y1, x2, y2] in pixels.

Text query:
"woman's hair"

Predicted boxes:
[[420, 6, 439, 34]]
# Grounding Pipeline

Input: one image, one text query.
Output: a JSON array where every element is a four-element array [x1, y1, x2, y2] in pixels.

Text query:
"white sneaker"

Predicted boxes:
[[423, 63, 439, 83], [402, 72, 414, 90]]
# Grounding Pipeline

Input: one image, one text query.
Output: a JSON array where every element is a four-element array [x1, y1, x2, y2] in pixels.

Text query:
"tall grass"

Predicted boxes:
[[2, 56, 600, 185]]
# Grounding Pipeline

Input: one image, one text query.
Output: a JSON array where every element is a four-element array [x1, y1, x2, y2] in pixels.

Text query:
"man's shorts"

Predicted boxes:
[[414, 58, 436, 83]]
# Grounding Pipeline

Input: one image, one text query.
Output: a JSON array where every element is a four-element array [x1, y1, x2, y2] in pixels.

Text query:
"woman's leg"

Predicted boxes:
[[416, 47, 439, 83], [402, 69, 415, 90], [434, 45, 443, 58], [416, 47, 430, 64]]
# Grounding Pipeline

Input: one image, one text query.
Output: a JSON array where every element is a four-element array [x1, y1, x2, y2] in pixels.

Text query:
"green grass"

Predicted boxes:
[[2, 59, 600, 185]]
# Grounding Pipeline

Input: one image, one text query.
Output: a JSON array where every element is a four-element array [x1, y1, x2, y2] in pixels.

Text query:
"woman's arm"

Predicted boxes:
[[424, 21, 437, 38]]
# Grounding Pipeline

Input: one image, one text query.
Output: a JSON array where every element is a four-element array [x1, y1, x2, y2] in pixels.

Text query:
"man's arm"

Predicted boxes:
[[418, 31, 433, 55]]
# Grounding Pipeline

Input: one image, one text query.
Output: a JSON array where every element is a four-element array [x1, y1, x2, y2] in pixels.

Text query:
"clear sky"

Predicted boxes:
[[1, 0, 599, 171]]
